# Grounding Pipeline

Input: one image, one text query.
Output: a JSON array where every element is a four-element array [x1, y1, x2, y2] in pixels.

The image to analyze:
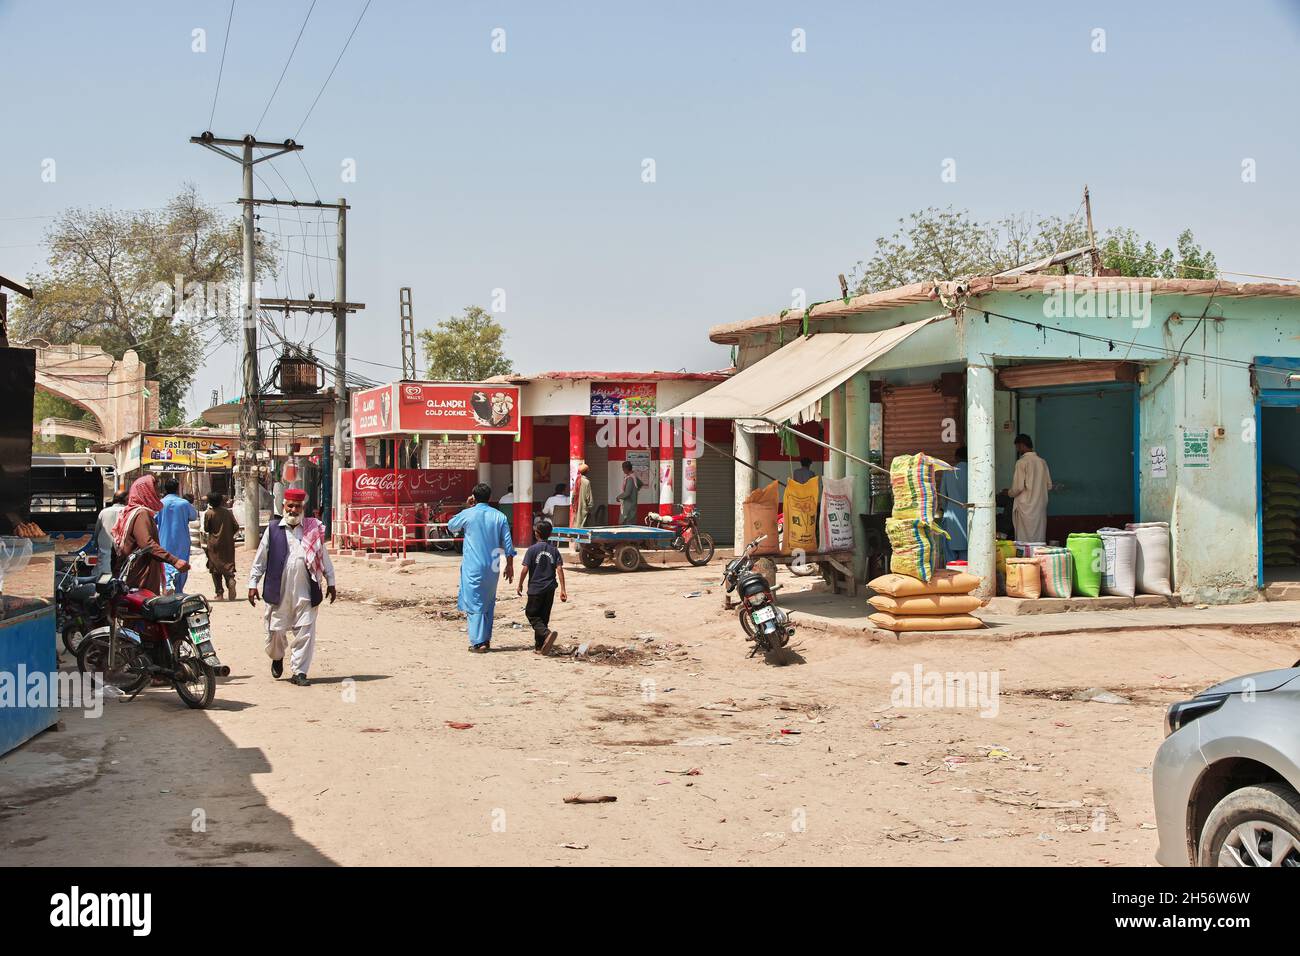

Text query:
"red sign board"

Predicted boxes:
[[351, 385, 394, 438], [396, 382, 520, 435], [340, 468, 474, 505]]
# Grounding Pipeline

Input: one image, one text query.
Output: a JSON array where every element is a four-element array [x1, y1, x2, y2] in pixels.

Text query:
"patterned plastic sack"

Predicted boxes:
[[886, 517, 948, 583], [889, 453, 951, 523], [1037, 546, 1074, 598], [783, 476, 819, 554], [818, 476, 855, 552]]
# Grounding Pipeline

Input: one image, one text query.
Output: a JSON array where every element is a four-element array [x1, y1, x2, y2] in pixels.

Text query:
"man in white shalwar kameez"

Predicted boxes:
[[1004, 433, 1053, 544], [248, 488, 336, 686]]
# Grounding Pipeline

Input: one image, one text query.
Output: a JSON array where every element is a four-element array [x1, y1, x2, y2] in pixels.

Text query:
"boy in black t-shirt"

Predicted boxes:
[[516, 518, 567, 655]]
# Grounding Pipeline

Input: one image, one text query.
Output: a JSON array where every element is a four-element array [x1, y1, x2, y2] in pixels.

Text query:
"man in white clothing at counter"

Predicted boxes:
[[1002, 433, 1052, 543]]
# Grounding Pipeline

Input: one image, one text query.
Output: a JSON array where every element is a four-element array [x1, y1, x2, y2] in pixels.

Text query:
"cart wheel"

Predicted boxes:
[[752, 557, 777, 588], [579, 545, 605, 569], [614, 544, 643, 572]]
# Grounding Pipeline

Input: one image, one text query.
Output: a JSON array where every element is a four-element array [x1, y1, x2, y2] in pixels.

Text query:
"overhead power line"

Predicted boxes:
[[208, 0, 237, 129], [295, 0, 373, 138], [255, 0, 318, 135]]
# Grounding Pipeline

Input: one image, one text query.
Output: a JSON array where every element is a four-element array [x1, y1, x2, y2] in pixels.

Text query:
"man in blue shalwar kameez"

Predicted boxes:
[[448, 482, 516, 653], [939, 446, 969, 565], [157, 478, 198, 593]]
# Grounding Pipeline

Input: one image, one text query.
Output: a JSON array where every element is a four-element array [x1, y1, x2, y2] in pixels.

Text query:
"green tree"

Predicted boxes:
[[31, 392, 92, 453], [850, 206, 1217, 292], [418, 306, 514, 380], [11, 183, 276, 419], [850, 207, 1089, 293]]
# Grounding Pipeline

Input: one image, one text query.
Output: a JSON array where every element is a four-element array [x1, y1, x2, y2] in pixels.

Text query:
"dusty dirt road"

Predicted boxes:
[[3, 550, 1297, 866]]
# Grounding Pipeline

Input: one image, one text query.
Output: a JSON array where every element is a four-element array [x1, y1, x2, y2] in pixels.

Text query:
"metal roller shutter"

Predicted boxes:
[[693, 443, 735, 545], [882, 383, 961, 464]]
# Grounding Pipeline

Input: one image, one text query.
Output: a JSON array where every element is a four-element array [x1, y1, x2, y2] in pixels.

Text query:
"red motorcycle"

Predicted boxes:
[[76, 548, 228, 709], [643, 509, 716, 566]]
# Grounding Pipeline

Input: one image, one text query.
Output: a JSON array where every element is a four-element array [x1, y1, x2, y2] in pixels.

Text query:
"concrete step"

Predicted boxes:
[[982, 594, 1182, 616]]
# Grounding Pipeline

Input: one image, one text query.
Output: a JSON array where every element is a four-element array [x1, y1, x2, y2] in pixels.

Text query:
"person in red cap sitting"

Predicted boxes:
[[248, 487, 336, 686]]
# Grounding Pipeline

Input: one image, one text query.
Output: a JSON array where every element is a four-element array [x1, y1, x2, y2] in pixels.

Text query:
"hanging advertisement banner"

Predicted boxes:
[[397, 382, 520, 435], [352, 383, 522, 437], [590, 382, 657, 417], [140, 434, 236, 469]]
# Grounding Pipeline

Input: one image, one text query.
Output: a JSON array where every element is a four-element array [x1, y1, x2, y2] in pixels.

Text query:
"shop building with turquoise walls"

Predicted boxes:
[[692, 274, 1300, 604]]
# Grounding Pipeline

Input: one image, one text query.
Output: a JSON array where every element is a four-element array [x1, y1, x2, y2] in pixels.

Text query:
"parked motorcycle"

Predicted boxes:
[[643, 509, 716, 566], [55, 551, 108, 655], [76, 548, 228, 709], [721, 535, 795, 655]]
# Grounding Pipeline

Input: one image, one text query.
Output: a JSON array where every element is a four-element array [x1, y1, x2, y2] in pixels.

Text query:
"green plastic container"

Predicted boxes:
[[1067, 532, 1105, 598]]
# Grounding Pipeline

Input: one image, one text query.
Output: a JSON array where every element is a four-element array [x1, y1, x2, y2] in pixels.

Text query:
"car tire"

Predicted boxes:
[[1198, 783, 1300, 867]]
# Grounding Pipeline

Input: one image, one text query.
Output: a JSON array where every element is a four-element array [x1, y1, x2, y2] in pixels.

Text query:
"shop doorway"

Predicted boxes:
[[1258, 402, 1300, 591], [1001, 375, 1137, 543]]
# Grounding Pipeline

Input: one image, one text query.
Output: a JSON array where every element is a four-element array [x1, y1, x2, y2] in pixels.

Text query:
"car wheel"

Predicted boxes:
[[1198, 783, 1300, 867]]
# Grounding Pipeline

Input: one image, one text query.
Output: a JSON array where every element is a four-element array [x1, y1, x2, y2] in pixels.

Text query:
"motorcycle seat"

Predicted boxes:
[[141, 595, 186, 621]]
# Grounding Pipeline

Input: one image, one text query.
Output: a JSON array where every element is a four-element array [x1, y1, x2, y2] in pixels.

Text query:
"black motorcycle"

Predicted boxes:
[[721, 535, 795, 656], [55, 551, 107, 655]]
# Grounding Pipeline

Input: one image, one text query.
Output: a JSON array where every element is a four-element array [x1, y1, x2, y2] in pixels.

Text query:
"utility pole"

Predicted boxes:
[[399, 287, 417, 379], [334, 197, 348, 528], [1084, 185, 1102, 276], [190, 132, 303, 548]]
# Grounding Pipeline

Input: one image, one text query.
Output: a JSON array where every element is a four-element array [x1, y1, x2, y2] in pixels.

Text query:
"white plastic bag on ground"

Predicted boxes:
[[1098, 527, 1137, 598], [1125, 521, 1172, 596]]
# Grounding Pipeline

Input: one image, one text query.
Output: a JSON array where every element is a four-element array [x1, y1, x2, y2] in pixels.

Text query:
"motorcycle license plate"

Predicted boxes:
[[190, 623, 213, 647], [750, 605, 776, 625]]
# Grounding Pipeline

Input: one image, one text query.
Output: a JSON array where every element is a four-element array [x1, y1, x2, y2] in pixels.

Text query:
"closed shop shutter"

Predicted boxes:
[[882, 383, 961, 465], [693, 443, 735, 544], [586, 443, 609, 526]]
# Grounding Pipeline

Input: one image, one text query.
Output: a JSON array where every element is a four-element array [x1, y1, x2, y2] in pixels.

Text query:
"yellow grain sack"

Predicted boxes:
[[868, 569, 981, 597], [1004, 557, 1041, 599], [869, 611, 984, 632], [869, 593, 983, 615], [782, 476, 819, 554]]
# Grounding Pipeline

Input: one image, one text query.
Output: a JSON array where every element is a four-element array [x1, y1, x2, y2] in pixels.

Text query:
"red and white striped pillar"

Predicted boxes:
[[658, 417, 675, 515], [681, 417, 698, 513], [568, 414, 584, 503], [512, 417, 534, 547]]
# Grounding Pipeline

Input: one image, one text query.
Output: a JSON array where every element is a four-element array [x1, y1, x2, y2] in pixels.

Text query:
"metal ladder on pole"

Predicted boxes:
[[399, 286, 417, 380]]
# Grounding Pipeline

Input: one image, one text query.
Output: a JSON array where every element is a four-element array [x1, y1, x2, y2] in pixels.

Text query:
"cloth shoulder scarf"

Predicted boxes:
[[299, 517, 328, 582], [111, 476, 163, 555]]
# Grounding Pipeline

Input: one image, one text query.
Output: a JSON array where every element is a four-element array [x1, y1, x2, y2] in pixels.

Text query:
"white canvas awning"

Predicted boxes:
[[661, 318, 936, 423]]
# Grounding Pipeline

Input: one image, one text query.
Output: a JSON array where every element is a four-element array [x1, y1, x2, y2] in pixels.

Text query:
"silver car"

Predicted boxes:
[[1153, 664, 1300, 867]]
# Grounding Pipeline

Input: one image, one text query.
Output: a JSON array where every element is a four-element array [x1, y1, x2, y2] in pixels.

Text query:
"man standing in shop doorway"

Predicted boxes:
[[1003, 433, 1052, 543], [617, 460, 643, 525]]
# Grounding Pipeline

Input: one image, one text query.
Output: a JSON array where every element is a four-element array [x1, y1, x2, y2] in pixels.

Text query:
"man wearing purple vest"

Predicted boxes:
[[248, 488, 337, 686]]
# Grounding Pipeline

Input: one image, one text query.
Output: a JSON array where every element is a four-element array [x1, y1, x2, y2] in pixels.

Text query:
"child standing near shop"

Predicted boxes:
[[516, 518, 567, 655]]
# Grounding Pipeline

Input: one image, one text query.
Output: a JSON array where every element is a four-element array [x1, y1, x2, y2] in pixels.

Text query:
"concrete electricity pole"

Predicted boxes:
[[190, 132, 303, 548]]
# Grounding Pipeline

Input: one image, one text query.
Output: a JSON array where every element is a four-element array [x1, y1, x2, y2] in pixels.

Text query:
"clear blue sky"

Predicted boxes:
[[3, 0, 1298, 418]]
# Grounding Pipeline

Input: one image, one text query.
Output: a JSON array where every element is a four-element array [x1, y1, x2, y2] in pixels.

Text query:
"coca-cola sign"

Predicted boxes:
[[341, 468, 473, 505]]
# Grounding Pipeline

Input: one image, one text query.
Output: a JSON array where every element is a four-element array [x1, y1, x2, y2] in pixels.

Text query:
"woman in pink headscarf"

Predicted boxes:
[[110, 475, 189, 594]]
